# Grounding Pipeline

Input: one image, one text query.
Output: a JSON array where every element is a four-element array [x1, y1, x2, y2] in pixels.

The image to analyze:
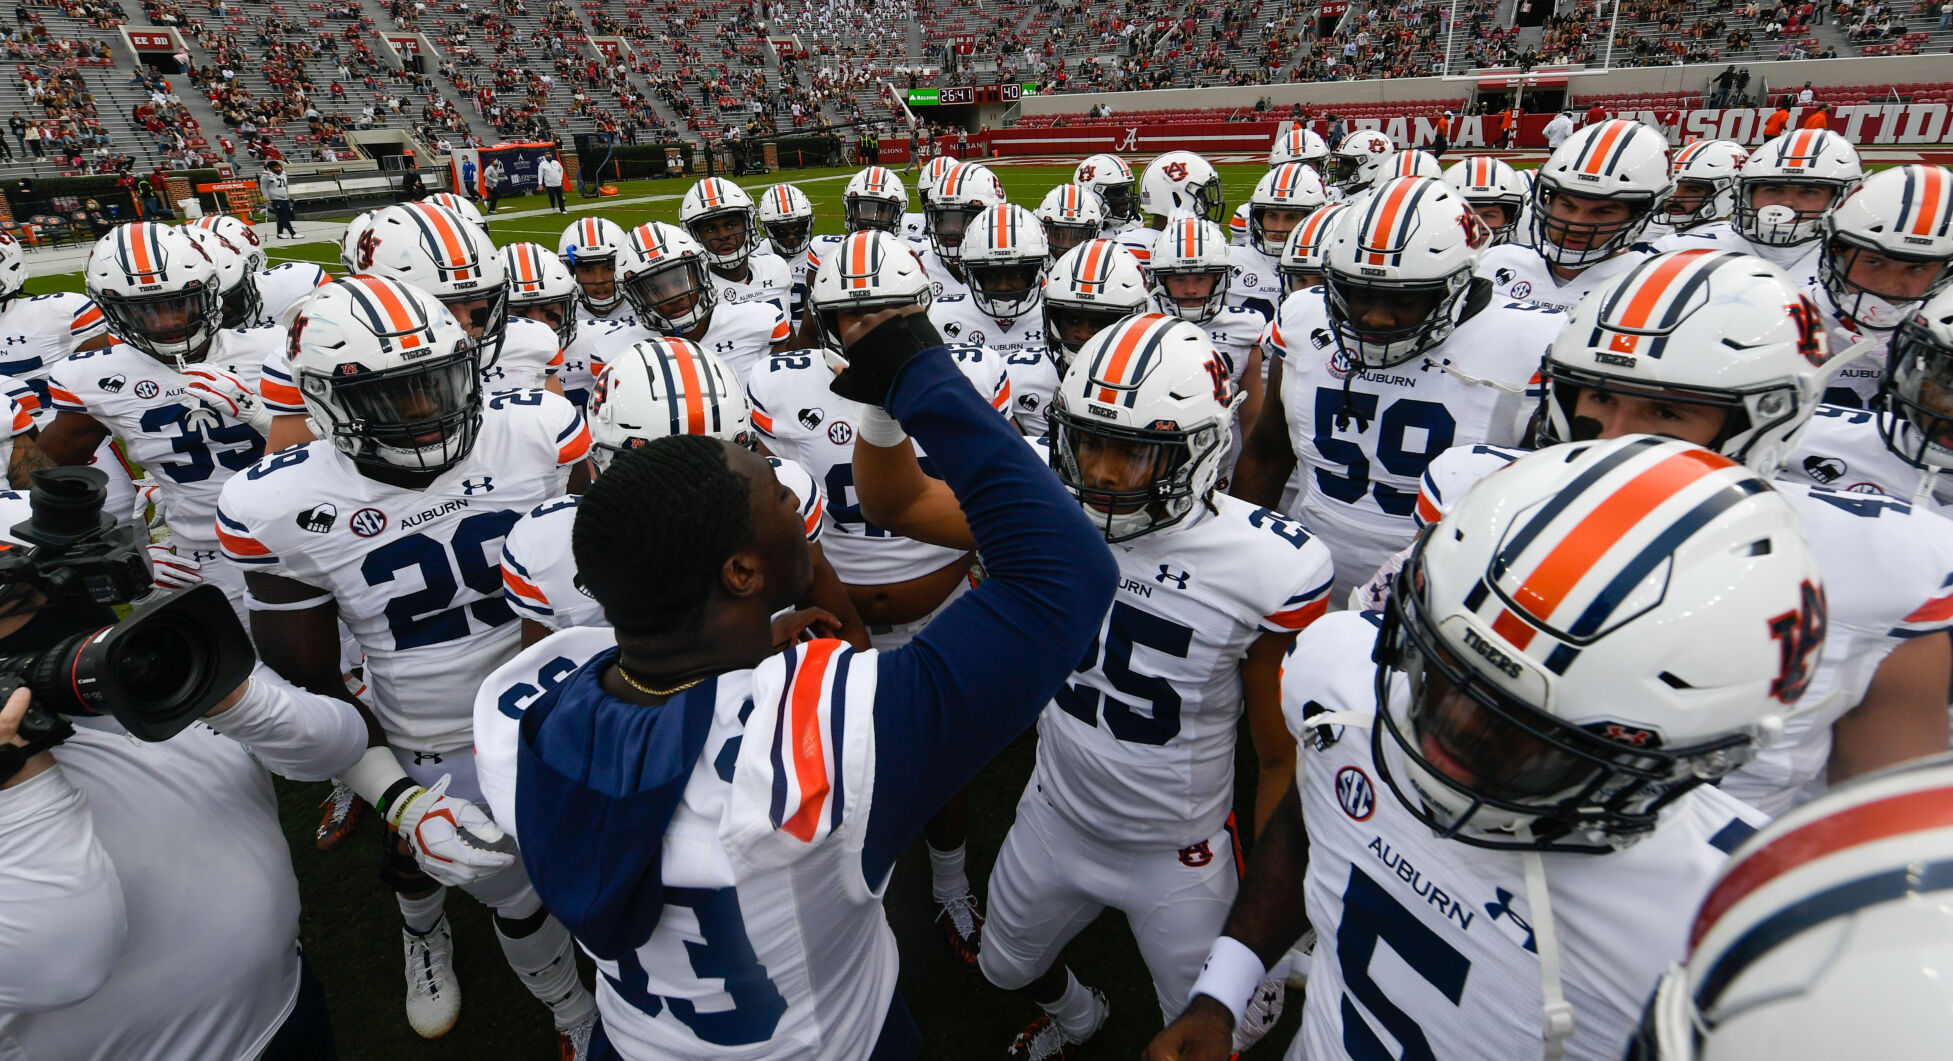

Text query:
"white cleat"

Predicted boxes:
[[403, 916, 461, 1039]]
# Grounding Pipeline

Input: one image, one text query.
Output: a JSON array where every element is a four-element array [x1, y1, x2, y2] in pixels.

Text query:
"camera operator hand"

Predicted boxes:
[[0, 687, 52, 790]]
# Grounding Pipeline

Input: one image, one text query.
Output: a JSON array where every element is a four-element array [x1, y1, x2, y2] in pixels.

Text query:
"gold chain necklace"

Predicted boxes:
[[615, 662, 707, 698]]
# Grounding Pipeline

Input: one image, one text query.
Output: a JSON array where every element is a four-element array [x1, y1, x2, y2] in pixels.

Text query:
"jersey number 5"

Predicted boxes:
[[1338, 865, 1471, 1061]]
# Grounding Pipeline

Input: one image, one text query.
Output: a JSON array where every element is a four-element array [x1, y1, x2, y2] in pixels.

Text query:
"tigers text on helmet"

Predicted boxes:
[[179, 224, 263, 331], [557, 216, 631, 315], [1818, 164, 1953, 332], [1321, 176, 1489, 368], [1879, 285, 1953, 473], [1044, 239, 1150, 373], [1034, 183, 1107, 261], [1074, 153, 1137, 223], [807, 230, 933, 354], [501, 241, 580, 346], [1735, 129, 1864, 247], [1442, 156, 1527, 246], [1048, 313, 1241, 542], [1324, 129, 1396, 195], [1249, 162, 1327, 257], [588, 337, 752, 469], [616, 221, 716, 335], [1138, 151, 1225, 225], [1269, 126, 1329, 171], [1278, 201, 1351, 296], [1652, 139, 1748, 231], [963, 203, 1050, 321], [1540, 249, 1841, 475], [680, 177, 760, 272], [351, 202, 510, 368], [757, 182, 816, 258], [190, 213, 268, 273], [1373, 434, 1824, 853], [1531, 119, 1673, 268], [842, 166, 909, 234], [84, 222, 224, 367], [1628, 755, 1953, 1061], [287, 275, 482, 475], [1148, 217, 1234, 325], [923, 162, 1006, 264]]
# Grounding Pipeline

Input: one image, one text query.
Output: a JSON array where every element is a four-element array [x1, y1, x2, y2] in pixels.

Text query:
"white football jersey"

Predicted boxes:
[[1154, 301, 1266, 482], [216, 390, 590, 753], [1783, 404, 1953, 515], [1227, 244, 1284, 322], [482, 315, 564, 394], [1813, 307, 1890, 409], [0, 290, 109, 417], [927, 292, 1054, 436], [1414, 439, 1953, 815], [575, 300, 642, 332], [1033, 497, 1333, 847], [48, 330, 275, 550], [502, 456, 824, 633], [1112, 225, 1157, 269], [777, 247, 813, 326], [555, 318, 636, 411], [690, 300, 791, 387], [912, 243, 972, 301], [252, 261, 330, 328], [1476, 243, 1652, 311], [1284, 610, 1767, 1061], [710, 252, 793, 323], [1263, 289, 1553, 598], [1650, 221, 1825, 277], [747, 343, 1008, 586], [475, 629, 897, 1061]]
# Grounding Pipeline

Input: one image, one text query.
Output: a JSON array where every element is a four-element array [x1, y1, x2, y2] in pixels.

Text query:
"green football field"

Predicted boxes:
[[27, 161, 1305, 1058]]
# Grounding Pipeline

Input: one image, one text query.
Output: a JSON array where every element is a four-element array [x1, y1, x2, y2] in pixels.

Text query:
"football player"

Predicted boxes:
[[216, 276, 598, 1052], [615, 222, 790, 385], [1382, 149, 1444, 182], [502, 242, 591, 405], [1653, 129, 1862, 275], [1113, 150, 1227, 267], [1034, 182, 1107, 263], [468, 294, 1118, 1061], [1075, 152, 1141, 235], [1640, 139, 1747, 243], [1479, 119, 1670, 310], [0, 230, 130, 497], [500, 334, 864, 647], [423, 191, 490, 239], [917, 161, 1007, 299], [558, 215, 640, 330], [1268, 126, 1330, 173], [1042, 238, 1151, 378], [750, 230, 1014, 971], [1809, 164, 1953, 407], [755, 182, 816, 326], [1322, 129, 1396, 203], [1233, 163, 1326, 321], [1150, 433, 1821, 1061], [1388, 250, 1953, 818], [1231, 176, 1555, 601], [930, 203, 1058, 435], [908, 154, 960, 240], [1442, 156, 1528, 247], [1149, 217, 1269, 482], [798, 166, 911, 348], [188, 212, 328, 327], [680, 177, 793, 321]]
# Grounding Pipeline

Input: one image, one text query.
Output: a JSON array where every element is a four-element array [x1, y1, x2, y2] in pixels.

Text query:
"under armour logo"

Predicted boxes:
[[715, 341, 736, 354], [1156, 566, 1190, 589], [1485, 887, 1537, 953], [3, 336, 24, 345], [461, 476, 494, 495], [411, 750, 445, 765], [1603, 724, 1655, 746]]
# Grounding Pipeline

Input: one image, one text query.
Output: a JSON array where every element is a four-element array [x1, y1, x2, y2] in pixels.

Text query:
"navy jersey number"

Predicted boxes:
[[140, 404, 265, 483], [601, 886, 789, 1046], [1312, 390, 1457, 515], [1338, 865, 1471, 1061], [362, 510, 522, 649], [1054, 601, 1194, 745], [823, 456, 940, 538]]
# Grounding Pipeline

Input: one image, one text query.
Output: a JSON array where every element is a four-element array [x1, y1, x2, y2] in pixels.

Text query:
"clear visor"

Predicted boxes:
[[764, 217, 814, 253], [625, 259, 708, 320], [1042, 219, 1098, 258]]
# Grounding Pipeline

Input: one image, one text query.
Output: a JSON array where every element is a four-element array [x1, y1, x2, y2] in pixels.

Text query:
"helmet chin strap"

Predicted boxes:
[[1517, 830, 1578, 1061]]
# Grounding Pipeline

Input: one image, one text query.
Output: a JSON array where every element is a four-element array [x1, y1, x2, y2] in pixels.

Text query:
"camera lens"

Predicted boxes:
[[110, 620, 200, 715]]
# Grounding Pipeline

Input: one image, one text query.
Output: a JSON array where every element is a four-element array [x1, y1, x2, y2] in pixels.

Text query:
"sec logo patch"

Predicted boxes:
[[1509, 281, 1533, 300], [134, 380, 160, 399], [1336, 766, 1376, 821], [827, 421, 854, 445], [350, 507, 388, 537]]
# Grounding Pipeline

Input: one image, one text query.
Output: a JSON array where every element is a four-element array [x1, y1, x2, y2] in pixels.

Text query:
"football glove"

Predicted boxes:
[[183, 366, 274, 436], [384, 774, 514, 887], [146, 543, 203, 590]]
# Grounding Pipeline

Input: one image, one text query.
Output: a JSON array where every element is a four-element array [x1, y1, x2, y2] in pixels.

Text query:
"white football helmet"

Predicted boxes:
[[1735, 129, 1864, 247], [1043, 239, 1150, 372], [617, 221, 715, 335], [1148, 217, 1233, 325], [916, 155, 959, 202], [757, 182, 815, 258], [1630, 755, 1953, 1061], [1879, 286, 1953, 472], [1375, 434, 1825, 852], [1540, 249, 1839, 476], [287, 275, 482, 474], [1321, 177, 1490, 367], [1278, 201, 1351, 296], [1269, 126, 1329, 171], [1248, 162, 1327, 257], [1443, 156, 1527, 246], [179, 224, 261, 330], [923, 162, 1007, 263], [350, 202, 509, 365], [1138, 150, 1224, 225], [1819, 164, 1953, 332], [963, 203, 1049, 321], [1034, 183, 1107, 261], [340, 210, 375, 275], [1325, 129, 1396, 195], [189, 214, 268, 273], [84, 222, 223, 366], [588, 336, 752, 469], [501, 241, 579, 346], [807, 230, 933, 353], [557, 216, 632, 314], [0, 231, 23, 300], [1074, 153, 1137, 224], [1652, 139, 1748, 231], [1385, 149, 1444, 181], [842, 166, 909, 234], [1531, 119, 1673, 267], [1048, 313, 1241, 542], [423, 192, 490, 239], [679, 177, 759, 271]]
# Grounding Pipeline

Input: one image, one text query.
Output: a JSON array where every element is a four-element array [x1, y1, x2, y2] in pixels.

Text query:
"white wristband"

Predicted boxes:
[[857, 405, 908, 447], [1188, 935, 1268, 1031], [340, 745, 413, 819]]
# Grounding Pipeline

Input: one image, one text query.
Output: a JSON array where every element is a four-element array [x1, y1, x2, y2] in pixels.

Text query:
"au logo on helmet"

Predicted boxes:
[[1163, 161, 1189, 182]]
